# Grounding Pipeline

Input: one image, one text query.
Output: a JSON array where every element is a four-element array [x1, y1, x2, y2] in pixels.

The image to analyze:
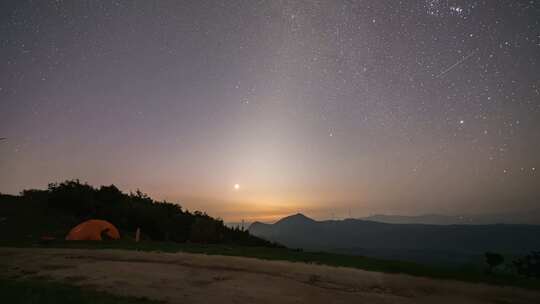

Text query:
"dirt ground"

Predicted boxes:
[[1, 247, 539, 303]]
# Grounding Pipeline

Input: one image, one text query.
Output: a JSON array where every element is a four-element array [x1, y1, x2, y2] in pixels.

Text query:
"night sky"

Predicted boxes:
[[1, 1, 539, 222]]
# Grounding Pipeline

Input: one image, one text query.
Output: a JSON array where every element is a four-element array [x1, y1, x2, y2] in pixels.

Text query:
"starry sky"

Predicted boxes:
[[1, 0, 539, 222]]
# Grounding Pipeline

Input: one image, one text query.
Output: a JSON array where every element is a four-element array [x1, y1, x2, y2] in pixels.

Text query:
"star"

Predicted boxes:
[[1, 0, 538, 223]]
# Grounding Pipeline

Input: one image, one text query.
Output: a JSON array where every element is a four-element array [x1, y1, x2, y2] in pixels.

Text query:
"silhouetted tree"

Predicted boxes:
[[47, 180, 98, 217], [513, 251, 540, 278], [485, 252, 504, 274], [20, 189, 48, 202], [14, 179, 278, 247]]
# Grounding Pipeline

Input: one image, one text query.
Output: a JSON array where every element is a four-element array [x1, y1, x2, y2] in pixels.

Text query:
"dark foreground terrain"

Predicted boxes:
[[2, 247, 540, 304]]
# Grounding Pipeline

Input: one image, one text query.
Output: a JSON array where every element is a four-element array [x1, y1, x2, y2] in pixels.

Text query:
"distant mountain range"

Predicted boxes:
[[248, 213, 540, 265], [229, 210, 540, 228], [359, 210, 540, 225]]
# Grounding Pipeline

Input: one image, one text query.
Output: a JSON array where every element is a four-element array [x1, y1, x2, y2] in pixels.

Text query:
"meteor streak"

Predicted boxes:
[[435, 50, 477, 78]]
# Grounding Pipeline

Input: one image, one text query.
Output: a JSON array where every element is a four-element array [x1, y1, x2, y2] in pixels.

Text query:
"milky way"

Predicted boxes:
[[0, 1, 539, 221]]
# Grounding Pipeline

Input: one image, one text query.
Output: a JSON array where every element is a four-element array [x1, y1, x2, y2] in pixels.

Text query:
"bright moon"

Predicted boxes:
[[233, 184, 240, 190]]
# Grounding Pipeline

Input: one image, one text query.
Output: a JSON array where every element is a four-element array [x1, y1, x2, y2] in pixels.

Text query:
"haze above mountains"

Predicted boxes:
[[360, 210, 540, 225]]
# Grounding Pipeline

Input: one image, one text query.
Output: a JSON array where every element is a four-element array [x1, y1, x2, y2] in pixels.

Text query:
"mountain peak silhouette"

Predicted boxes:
[[275, 213, 315, 225]]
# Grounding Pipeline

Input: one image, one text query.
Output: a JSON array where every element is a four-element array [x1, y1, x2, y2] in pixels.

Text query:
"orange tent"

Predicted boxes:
[[66, 219, 120, 241]]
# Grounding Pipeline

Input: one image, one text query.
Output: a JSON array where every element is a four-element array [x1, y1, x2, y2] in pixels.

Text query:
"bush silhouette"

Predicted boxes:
[[513, 251, 540, 278], [484, 252, 504, 274], [17, 179, 278, 247]]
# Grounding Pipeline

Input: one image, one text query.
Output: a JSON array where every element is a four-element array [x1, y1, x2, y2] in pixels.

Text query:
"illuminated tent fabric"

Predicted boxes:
[[66, 219, 120, 240]]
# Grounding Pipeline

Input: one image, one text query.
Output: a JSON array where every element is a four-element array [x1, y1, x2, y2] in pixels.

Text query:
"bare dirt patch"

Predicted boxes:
[[1, 247, 539, 304]]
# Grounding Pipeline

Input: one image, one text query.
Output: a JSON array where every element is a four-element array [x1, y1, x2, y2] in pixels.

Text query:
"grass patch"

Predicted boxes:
[[2, 239, 539, 290], [0, 277, 159, 304]]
